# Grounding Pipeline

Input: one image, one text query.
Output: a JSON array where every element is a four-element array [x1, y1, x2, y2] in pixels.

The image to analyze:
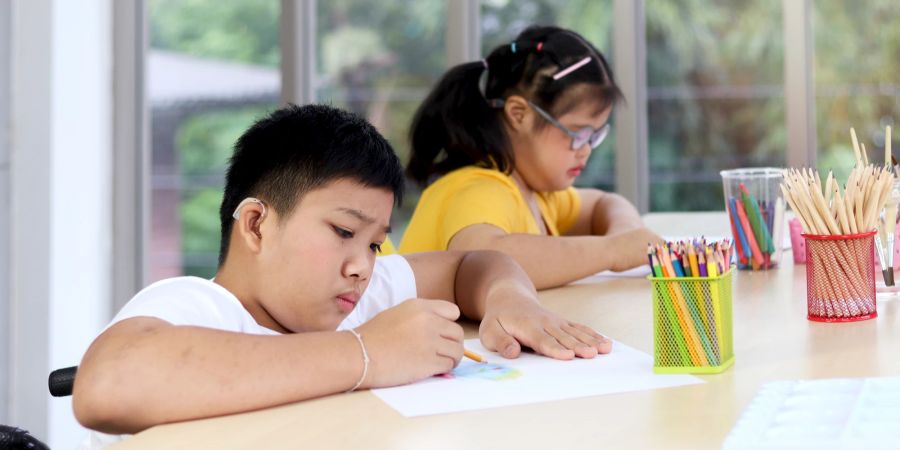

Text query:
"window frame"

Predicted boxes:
[[126, 0, 817, 285], [0, 0, 10, 426]]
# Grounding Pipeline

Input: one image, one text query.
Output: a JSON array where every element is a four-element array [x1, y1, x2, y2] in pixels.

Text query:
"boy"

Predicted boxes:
[[73, 105, 611, 447]]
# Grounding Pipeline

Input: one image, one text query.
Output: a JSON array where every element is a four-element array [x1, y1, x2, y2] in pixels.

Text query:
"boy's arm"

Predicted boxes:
[[403, 251, 611, 360], [566, 188, 644, 236], [73, 318, 363, 434], [74, 300, 462, 434], [448, 225, 664, 289]]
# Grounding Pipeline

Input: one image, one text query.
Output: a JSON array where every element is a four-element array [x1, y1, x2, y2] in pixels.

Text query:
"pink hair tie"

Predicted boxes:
[[552, 56, 591, 80], [537, 42, 543, 52]]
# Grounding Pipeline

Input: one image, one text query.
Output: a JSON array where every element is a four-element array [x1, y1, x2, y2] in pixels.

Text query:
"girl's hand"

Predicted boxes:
[[478, 301, 612, 360], [606, 227, 665, 272]]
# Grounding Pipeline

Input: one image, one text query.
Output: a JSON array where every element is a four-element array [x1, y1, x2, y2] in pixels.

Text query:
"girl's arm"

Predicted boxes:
[[566, 188, 644, 236], [404, 250, 610, 359], [448, 224, 664, 289]]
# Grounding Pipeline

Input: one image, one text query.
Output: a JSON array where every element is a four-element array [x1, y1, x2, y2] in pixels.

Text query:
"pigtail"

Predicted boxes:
[[407, 61, 512, 187]]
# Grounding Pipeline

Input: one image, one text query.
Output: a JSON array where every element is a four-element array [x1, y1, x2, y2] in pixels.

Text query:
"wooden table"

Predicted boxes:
[[113, 213, 900, 449]]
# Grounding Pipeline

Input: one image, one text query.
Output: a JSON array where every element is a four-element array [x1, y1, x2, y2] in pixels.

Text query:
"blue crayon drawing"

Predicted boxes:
[[450, 362, 522, 381]]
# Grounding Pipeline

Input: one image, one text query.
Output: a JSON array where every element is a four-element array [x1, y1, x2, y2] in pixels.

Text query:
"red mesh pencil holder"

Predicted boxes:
[[803, 231, 877, 322]]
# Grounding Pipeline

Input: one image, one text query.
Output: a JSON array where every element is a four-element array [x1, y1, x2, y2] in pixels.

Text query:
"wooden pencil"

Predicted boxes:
[[464, 349, 486, 363]]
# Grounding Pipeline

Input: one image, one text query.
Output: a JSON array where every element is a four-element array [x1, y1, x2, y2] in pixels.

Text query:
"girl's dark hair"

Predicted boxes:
[[407, 25, 623, 186]]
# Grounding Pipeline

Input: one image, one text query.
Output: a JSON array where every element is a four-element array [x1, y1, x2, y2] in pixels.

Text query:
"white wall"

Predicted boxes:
[[10, 0, 53, 439], [10, 0, 113, 446], [48, 0, 113, 446], [0, 0, 11, 426]]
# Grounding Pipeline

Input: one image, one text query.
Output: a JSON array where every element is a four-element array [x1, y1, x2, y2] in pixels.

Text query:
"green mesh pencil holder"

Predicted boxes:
[[649, 269, 735, 374]]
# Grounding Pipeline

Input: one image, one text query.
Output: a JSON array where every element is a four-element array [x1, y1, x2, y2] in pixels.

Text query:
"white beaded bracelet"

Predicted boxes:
[[346, 328, 370, 392]]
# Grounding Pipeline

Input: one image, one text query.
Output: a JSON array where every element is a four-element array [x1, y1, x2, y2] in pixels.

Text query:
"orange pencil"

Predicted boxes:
[[734, 199, 764, 268], [688, 245, 700, 277], [464, 349, 486, 363]]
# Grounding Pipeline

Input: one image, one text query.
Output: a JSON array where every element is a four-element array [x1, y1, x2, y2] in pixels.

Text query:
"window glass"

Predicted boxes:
[[316, 0, 446, 238], [646, 0, 785, 211], [814, 0, 900, 181], [148, 0, 279, 281]]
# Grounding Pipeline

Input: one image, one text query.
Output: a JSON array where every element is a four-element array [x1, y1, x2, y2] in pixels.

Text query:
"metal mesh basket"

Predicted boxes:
[[803, 231, 878, 322], [650, 269, 735, 374]]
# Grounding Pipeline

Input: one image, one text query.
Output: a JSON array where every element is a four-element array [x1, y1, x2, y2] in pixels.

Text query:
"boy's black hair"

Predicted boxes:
[[218, 104, 404, 266], [407, 25, 624, 186]]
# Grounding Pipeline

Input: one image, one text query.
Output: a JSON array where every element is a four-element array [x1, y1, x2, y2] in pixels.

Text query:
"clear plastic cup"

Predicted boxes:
[[720, 168, 784, 270]]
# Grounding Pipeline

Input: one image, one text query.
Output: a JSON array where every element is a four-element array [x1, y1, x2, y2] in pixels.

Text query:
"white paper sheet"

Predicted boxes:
[[666, 234, 791, 250], [665, 235, 729, 243], [572, 234, 736, 283], [572, 265, 653, 284], [372, 339, 703, 417]]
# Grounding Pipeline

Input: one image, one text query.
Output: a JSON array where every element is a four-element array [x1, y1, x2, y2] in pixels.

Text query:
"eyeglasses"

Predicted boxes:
[[527, 101, 610, 151]]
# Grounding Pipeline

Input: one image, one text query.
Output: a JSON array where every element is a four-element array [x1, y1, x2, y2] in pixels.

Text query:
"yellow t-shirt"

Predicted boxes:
[[399, 166, 582, 253]]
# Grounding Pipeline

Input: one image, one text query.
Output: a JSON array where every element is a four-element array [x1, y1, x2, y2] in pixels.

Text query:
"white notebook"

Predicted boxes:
[[723, 377, 900, 450]]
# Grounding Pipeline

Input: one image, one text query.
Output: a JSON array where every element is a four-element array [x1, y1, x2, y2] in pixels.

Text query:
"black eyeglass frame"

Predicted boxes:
[[527, 100, 610, 151]]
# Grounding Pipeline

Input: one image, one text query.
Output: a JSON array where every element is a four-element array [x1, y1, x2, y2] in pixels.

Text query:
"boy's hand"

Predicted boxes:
[[479, 301, 612, 360], [356, 299, 464, 388]]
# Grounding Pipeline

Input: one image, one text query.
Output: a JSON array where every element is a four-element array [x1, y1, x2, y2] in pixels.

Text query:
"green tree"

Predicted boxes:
[[174, 106, 273, 276], [814, 0, 900, 184], [149, 0, 279, 66], [150, 0, 280, 277]]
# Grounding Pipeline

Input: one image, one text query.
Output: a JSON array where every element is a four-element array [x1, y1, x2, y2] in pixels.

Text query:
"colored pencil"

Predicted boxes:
[[464, 349, 486, 363]]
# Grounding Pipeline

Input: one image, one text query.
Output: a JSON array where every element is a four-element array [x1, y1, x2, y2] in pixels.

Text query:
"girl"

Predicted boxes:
[[399, 25, 663, 289]]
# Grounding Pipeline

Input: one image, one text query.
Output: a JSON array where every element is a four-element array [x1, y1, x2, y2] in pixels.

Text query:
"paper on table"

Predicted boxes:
[[666, 234, 791, 250], [574, 235, 730, 282], [372, 339, 703, 417], [597, 265, 652, 277], [573, 232, 792, 284], [572, 265, 653, 284], [665, 235, 729, 243]]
